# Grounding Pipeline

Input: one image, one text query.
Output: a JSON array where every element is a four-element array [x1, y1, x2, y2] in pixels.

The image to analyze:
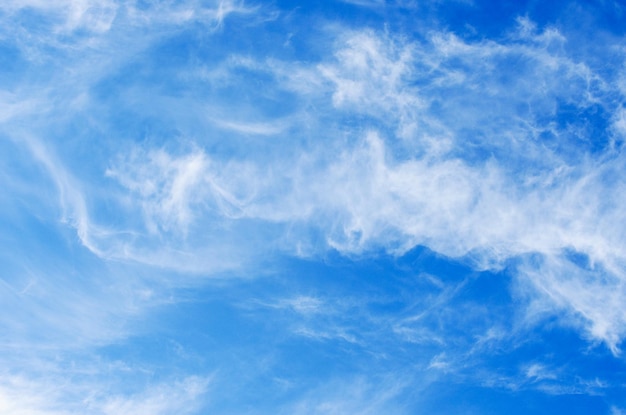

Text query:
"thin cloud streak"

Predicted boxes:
[[0, 373, 210, 415]]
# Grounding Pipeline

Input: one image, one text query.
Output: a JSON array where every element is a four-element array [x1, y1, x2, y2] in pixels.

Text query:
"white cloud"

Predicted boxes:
[[612, 406, 626, 415], [280, 375, 410, 415], [0, 373, 209, 415], [0, 0, 117, 33], [279, 296, 325, 315], [107, 148, 211, 233], [0, 0, 250, 33], [0, 375, 72, 415], [210, 117, 290, 136], [524, 363, 557, 382], [319, 31, 422, 139], [100, 376, 209, 415], [338, 0, 385, 8], [4, 0, 626, 360], [265, 26, 626, 352], [520, 254, 626, 354], [96, 19, 626, 348]]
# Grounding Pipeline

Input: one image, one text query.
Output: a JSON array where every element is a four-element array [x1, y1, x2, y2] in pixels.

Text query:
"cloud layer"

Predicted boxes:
[[2, 0, 626, 413], [92, 18, 626, 350]]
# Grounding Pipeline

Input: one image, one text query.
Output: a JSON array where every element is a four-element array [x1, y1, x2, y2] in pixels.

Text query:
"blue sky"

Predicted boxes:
[[1, 0, 626, 413]]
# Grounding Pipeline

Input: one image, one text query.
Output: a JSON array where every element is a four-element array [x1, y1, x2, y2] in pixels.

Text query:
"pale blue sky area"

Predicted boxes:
[[1, 1, 626, 414]]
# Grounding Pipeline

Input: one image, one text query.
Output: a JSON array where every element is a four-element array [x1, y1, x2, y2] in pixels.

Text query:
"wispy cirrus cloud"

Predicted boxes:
[[279, 374, 411, 415], [92, 19, 626, 352], [2, 1, 626, 413], [0, 0, 251, 33], [0, 372, 209, 415]]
